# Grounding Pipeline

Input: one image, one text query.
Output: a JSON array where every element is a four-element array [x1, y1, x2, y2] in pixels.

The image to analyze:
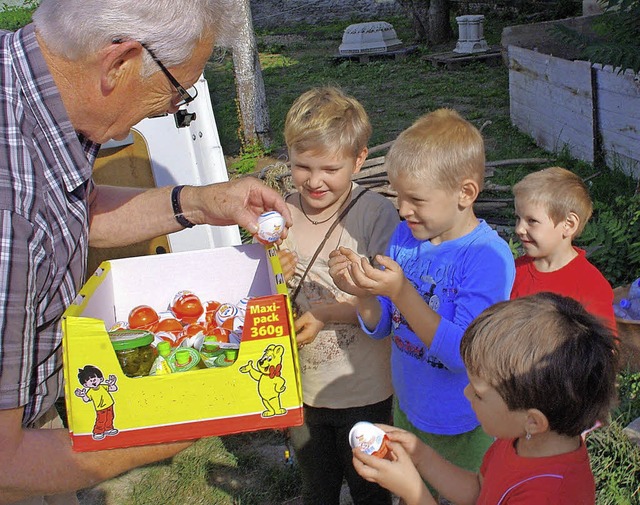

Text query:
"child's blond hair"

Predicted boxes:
[[461, 293, 618, 437], [385, 108, 485, 192], [512, 167, 593, 237], [284, 86, 371, 158]]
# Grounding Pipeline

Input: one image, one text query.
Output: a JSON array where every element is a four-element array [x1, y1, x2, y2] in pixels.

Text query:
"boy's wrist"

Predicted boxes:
[[389, 276, 410, 304]]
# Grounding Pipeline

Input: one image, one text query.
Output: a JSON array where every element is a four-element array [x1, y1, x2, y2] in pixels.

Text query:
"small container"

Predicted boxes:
[[349, 421, 391, 459], [128, 305, 160, 332], [149, 341, 173, 376], [168, 348, 206, 372], [215, 303, 239, 330], [200, 337, 225, 368], [170, 291, 204, 324], [109, 329, 156, 378]]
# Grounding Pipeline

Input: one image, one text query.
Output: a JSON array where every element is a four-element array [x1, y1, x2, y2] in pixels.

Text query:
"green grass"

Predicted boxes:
[[206, 15, 546, 162]]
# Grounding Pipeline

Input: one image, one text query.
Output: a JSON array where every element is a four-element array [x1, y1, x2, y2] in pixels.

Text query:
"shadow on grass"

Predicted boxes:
[[211, 430, 302, 504]]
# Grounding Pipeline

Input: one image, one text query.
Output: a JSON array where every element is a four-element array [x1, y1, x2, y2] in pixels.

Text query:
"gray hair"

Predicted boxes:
[[32, 0, 237, 76]]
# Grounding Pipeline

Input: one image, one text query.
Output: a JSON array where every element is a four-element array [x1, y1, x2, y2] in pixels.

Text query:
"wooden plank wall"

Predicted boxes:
[[508, 45, 594, 163], [508, 46, 640, 177], [594, 65, 640, 177]]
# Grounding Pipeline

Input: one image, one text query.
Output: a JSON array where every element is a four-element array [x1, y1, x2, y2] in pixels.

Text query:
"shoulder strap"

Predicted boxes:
[[290, 188, 369, 305]]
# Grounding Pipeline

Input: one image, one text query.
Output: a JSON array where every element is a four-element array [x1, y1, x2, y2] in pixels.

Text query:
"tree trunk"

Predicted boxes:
[[397, 0, 453, 45], [427, 0, 453, 45], [232, 0, 272, 148], [397, 0, 430, 43]]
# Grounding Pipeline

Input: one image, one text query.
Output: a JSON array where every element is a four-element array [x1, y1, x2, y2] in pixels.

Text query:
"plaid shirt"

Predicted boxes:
[[0, 24, 100, 426]]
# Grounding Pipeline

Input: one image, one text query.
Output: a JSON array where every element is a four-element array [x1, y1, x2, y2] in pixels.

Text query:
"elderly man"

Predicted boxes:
[[0, 1, 291, 503]]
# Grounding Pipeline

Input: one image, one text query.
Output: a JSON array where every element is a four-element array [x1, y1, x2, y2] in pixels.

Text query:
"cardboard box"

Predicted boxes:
[[62, 244, 302, 452]]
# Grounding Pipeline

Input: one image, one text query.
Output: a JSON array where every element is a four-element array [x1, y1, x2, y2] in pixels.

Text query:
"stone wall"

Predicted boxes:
[[250, 0, 403, 29]]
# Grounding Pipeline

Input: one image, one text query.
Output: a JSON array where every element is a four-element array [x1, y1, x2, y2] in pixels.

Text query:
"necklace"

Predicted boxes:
[[299, 186, 352, 225]]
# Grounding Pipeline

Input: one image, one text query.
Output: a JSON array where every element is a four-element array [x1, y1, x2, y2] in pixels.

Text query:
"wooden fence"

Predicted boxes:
[[504, 18, 640, 178]]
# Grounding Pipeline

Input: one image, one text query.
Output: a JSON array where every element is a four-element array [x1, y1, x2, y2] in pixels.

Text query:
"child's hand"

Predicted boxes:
[[328, 247, 371, 298], [294, 310, 324, 348], [352, 443, 433, 505], [377, 424, 424, 464], [277, 248, 298, 283], [332, 248, 406, 300]]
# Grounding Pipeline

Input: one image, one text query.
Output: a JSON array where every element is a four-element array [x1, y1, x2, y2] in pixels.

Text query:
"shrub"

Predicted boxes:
[[553, 0, 640, 73], [0, 1, 37, 31], [576, 192, 640, 287]]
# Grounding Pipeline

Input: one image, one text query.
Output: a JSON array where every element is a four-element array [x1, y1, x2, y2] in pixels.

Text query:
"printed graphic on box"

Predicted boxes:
[[62, 244, 303, 452]]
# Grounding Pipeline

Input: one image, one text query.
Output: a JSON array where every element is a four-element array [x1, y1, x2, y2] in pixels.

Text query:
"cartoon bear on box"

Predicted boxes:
[[240, 344, 287, 417]]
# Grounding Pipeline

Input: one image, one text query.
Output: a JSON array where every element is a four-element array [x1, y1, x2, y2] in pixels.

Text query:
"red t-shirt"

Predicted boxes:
[[510, 247, 616, 332], [478, 438, 595, 504]]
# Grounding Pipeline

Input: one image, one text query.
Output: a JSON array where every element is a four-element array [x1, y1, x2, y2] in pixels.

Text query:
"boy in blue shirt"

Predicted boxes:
[[329, 108, 516, 491]]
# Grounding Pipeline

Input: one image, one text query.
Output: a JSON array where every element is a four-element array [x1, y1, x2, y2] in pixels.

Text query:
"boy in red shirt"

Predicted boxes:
[[510, 166, 616, 331], [351, 293, 618, 504]]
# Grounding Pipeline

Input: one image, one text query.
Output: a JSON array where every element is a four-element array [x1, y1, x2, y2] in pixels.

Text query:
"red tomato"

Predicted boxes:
[[128, 305, 159, 331], [170, 291, 204, 324]]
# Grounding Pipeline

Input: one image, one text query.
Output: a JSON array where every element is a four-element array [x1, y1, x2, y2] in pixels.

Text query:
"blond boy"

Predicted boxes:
[[281, 87, 399, 505], [329, 109, 515, 483], [352, 293, 618, 505], [511, 166, 616, 331]]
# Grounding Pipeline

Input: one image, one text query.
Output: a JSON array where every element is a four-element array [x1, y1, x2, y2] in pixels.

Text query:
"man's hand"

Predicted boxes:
[[89, 178, 292, 249], [186, 178, 292, 240]]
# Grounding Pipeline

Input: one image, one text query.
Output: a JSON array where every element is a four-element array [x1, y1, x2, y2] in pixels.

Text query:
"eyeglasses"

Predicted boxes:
[[140, 43, 198, 107], [113, 39, 198, 107]]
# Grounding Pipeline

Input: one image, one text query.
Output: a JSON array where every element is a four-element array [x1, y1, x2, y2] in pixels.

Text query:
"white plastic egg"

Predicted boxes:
[[257, 211, 285, 243]]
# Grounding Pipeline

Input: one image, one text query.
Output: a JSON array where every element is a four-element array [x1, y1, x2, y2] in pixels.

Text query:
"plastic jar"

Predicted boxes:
[[109, 329, 156, 377]]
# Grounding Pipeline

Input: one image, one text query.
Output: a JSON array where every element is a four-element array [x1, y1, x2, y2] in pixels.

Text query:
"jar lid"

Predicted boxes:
[[109, 329, 154, 351]]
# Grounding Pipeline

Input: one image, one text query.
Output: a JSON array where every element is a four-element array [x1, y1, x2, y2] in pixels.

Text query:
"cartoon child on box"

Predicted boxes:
[[74, 365, 119, 440]]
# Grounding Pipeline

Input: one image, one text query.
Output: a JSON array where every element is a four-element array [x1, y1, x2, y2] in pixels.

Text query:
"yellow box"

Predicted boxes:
[[62, 244, 302, 452]]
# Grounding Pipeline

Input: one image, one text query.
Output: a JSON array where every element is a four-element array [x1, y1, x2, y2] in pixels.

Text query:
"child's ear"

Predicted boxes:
[[524, 408, 550, 436], [562, 212, 580, 238], [458, 178, 479, 208], [352, 147, 368, 175]]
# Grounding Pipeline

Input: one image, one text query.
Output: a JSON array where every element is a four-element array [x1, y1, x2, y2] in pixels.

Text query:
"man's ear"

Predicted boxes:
[[100, 40, 142, 95], [459, 178, 479, 209], [524, 408, 550, 436], [562, 211, 580, 238], [352, 147, 368, 176]]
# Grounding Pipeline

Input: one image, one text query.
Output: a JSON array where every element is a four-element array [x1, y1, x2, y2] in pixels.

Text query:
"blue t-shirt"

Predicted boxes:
[[362, 220, 515, 435]]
